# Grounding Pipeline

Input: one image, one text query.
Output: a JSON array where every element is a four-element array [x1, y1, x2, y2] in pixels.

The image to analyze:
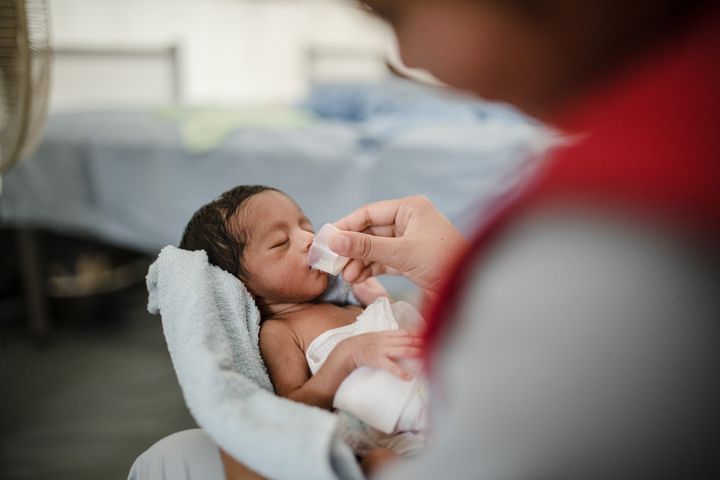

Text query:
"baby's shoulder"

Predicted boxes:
[[291, 303, 360, 332], [309, 302, 363, 320], [259, 318, 295, 339]]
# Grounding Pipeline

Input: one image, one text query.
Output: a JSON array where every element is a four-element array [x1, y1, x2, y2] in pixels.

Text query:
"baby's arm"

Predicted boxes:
[[259, 321, 315, 401], [351, 277, 390, 306], [259, 320, 421, 410]]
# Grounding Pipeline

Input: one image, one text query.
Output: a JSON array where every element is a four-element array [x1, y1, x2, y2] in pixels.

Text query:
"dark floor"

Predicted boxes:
[[0, 285, 196, 479]]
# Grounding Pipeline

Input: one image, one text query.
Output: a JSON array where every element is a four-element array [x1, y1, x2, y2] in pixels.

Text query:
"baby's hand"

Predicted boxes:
[[351, 277, 389, 306], [337, 330, 423, 380]]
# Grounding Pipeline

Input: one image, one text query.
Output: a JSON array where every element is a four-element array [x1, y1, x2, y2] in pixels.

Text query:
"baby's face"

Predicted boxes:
[[234, 190, 328, 303]]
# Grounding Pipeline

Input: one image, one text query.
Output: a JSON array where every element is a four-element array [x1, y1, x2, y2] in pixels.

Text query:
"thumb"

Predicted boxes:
[[329, 231, 401, 268]]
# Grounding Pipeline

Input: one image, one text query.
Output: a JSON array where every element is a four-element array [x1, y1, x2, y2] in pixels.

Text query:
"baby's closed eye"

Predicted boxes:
[[271, 238, 289, 249]]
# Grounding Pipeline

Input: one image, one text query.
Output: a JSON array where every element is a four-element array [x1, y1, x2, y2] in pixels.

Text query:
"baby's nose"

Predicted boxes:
[[302, 231, 314, 251]]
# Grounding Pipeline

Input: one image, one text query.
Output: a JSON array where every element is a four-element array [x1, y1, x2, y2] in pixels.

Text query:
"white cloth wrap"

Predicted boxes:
[[306, 297, 429, 435], [146, 246, 363, 480]]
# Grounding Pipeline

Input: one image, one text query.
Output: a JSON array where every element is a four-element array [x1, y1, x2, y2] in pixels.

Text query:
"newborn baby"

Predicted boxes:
[[180, 185, 428, 448]]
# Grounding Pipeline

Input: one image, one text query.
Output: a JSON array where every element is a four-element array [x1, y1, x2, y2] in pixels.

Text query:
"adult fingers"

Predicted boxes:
[[362, 225, 396, 238], [330, 230, 406, 271], [342, 258, 367, 283], [352, 265, 374, 284], [333, 198, 407, 233], [354, 261, 392, 284]]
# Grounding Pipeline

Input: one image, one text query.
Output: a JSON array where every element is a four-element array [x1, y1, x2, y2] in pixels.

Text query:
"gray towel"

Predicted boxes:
[[146, 246, 363, 480]]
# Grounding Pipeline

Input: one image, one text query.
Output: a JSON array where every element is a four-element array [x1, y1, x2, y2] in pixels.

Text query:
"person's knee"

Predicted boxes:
[[128, 429, 224, 480]]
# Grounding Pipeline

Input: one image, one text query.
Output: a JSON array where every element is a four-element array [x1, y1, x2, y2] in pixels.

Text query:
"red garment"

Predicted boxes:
[[424, 4, 720, 364]]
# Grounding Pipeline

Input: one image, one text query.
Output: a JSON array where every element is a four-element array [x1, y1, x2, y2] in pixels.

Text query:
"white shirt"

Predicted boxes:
[[378, 207, 720, 479]]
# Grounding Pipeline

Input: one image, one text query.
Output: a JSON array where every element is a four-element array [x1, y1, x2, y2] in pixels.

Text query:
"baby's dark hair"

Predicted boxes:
[[180, 185, 279, 280]]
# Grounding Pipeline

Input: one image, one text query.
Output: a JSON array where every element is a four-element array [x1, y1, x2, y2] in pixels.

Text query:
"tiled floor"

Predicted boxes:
[[0, 288, 196, 480]]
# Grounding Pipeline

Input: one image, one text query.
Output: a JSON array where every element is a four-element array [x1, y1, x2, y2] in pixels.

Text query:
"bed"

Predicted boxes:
[[0, 79, 549, 252], [0, 75, 551, 341]]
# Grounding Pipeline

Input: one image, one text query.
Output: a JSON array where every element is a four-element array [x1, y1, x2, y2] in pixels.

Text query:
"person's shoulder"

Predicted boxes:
[[491, 203, 718, 260], [459, 203, 719, 319]]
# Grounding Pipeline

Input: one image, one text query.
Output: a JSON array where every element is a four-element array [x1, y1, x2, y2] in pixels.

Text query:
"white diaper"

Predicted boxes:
[[305, 297, 429, 436]]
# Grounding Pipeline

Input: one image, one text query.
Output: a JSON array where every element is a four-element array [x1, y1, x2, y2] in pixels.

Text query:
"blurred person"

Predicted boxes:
[[131, 0, 719, 478], [330, 0, 720, 477]]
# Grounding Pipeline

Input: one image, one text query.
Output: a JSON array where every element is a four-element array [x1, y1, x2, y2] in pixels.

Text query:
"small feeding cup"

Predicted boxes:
[[308, 223, 350, 275]]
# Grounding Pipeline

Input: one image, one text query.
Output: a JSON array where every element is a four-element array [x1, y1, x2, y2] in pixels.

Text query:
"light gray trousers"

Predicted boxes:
[[128, 430, 224, 480]]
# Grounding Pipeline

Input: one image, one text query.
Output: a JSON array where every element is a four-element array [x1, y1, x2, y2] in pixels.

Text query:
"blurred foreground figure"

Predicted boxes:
[[133, 1, 719, 478], [351, 0, 720, 478]]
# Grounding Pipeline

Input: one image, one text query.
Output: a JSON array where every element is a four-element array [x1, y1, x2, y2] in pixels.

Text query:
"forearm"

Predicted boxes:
[[286, 348, 354, 410]]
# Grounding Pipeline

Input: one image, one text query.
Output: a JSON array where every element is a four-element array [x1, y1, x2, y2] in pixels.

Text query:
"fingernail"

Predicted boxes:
[[329, 233, 350, 254]]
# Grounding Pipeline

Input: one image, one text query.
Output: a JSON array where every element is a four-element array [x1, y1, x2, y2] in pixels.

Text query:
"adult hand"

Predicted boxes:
[[351, 277, 390, 306], [331, 196, 468, 296]]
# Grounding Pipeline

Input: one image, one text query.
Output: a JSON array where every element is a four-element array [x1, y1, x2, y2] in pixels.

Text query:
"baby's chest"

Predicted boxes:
[[295, 306, 361, 351]]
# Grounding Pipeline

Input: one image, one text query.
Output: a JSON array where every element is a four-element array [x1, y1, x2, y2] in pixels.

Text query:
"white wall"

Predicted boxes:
[[48, 0, 393, 110]]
